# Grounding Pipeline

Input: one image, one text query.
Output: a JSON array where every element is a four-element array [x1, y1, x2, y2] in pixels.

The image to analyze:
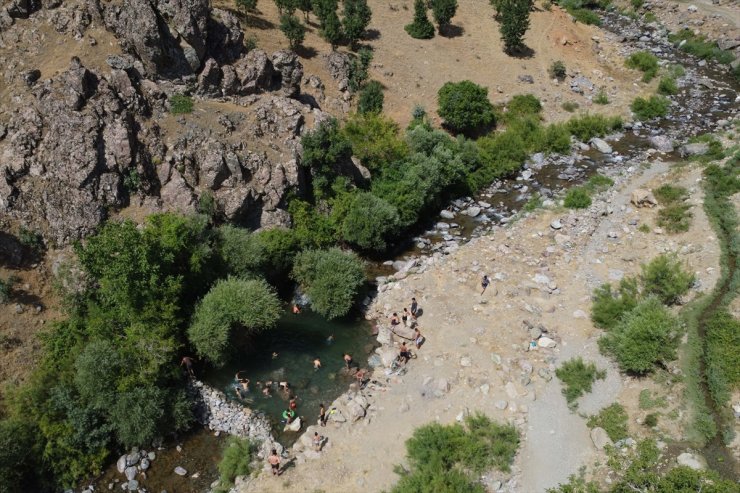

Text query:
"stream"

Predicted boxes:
[[89, 9, 739, 493]]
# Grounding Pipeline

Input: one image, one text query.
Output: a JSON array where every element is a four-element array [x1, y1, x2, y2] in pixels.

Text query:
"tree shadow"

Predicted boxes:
[[364, 28, 381, 41], [508, 45, 535, 59], [440, 24, 464, 38], [295, 45, 319, 59], [244, 15, 275, 30]]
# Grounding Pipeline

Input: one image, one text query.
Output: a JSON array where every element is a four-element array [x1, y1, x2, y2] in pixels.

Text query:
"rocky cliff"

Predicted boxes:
[[0, 0, 350, 244]]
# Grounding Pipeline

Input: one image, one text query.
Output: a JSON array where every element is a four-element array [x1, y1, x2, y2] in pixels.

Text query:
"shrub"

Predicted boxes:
[[657, 76, 678, 95], [292, 248, 365, 319], [391, 413, 519, 493], [631, 95, 669, 120], [507, 94, 542, 118], [566, 114, 622, 141], [217, 225, 298, 280], [668, 29, 736, 65], [358, 80, 384, 114], [499, 0, 533, 54], [630, 0, 643, 8], [587, 403, 628, 441], [653, 184, 687, 204], [109, 386, 166, 448], [340, 192, 400, 251], [657, 204, 692, 233], [640, 254, 694, 305], [280, 13, 306, 49], [342, 0, 372, 50], [522, 193, 543, 212], [625, 51, 659, 82], [598, 297, 680, 374], [705, 311, 740, 408], [569, 8, 601, 25], [542, 123, 572, 154], [188, 277, 282, 366], [687, 134, 725, 162], [214, 437, 252, 493], [564, 187, 591, 209], [301, 117, 353, 197], [562, 101, 579, 112], [437, 80, 495, 134], [0, 275, 16, 304], [405, 0, 435, 39], [0, 419, 42, 493], [594, 89, 609, 105], [236, 0, 258, 12], [591, 278, 639, 330], [585, 173, 614, 192], [549, 60, 567, 80], [74, 340, 124, 410], [169, 94, 193, 114], [555, 358, 606, 404], [430, 0, 458, 31], [342, 113, 407, 171], [638, 389, 667, 410]]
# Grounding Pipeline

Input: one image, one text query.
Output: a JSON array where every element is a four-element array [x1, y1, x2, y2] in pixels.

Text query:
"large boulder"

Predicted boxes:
[[232, 49, 274, 95], [271, 50, 303, 98], [590, 427, 613, 449], [630, 189, 658, 208]]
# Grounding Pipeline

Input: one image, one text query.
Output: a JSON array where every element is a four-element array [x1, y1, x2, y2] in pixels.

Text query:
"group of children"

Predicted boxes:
[[388, 297, 425, 365]]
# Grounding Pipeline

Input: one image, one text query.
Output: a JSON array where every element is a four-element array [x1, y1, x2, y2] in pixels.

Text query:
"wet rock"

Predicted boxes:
[[590, 138, 612, 154], [649, 135, 674, 152], [124, 466, 137, 481]]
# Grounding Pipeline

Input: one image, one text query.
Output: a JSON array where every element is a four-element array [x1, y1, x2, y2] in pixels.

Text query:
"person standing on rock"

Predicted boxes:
[[319, 403, 327, 427], [313, 431, 325, 451], [402, 308, 410, 326], [343, 353, 353, 369], [481, 275, 490, 295], [268, 449, 281, 476], [180, 356, 195, 378], [399, 342, 411, 364], [410, 297, 419, 320], [414, 327, 424, 349]]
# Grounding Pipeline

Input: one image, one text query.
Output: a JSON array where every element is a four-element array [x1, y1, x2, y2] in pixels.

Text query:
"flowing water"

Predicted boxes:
[[92, 10, 740, 491]]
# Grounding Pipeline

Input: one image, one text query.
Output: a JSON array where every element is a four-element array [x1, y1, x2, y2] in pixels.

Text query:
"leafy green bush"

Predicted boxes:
[[631, 95, 670, 120], [348, 47, 373, 92], [566, 114, 622, 141], [549, 60, 567, 80], [657, 204, 692, 233], [555, 358, 606, 404], [391, 413, 519, 493], [657, 76, 678, 95], [587, 403, 628, 441], [0, 419, 42, 493], [564, 187, 592, 209], [437, 80, 495, 134], [405, 0, 435, 39], [217, 225, 298, 281], [562, 101, 579, 112], [109, 386, 166, 448], [301, 117, 353, 198], [506, 94, 542, 118], [625, 51, 659, 82], [214, 437, 252, 493], [569, 7, 601, 25], [668, 29, 736, 65], [705, 311, 740, 409], [358, 80, 384, 114], [653, 184, 687, 204], [591, 278, 639, 330], [644, 413, 658, 427], [169, 94, 194, 114], [342, 113, 408, 171], [292, 248, 365, 319], [340, 192, 400, 251], [594, 89, 609, 105], [0, 275, 15, 304], [640, 254, 694, 305], [188, 277, 281, 366], [585, 173, 614, 192], [598, 297, 680, 374]]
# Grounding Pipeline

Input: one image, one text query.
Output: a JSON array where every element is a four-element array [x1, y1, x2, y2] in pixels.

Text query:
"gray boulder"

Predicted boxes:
[[590, 138, 612, 154], [590, 427, 613, 449], [679, 142, 709, 157], [271, 50, 303, 98], [649, 135, 674, 152]]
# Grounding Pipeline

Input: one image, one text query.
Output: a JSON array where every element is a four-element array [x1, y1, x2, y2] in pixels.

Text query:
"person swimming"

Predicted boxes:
[[326, 334, 334, 344], [313, 357, 322, 370]]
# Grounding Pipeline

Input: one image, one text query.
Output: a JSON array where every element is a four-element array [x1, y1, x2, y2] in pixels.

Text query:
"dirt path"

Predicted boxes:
[[238, 158, 721, 493]]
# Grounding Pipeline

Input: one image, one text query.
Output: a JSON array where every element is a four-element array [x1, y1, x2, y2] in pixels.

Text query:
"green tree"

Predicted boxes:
[[0, 419, 42, 493], [188, 278, 282, 366], [405, 0, 435, 39], [296, 0, 312, 21], [498, 0, 532, 54], [358, 80, 384, 114], [312, 0, 337, 22], [341, 113, 408, 171], [235, 0, 258, 13], [598, 297, 680, 374], [342, 0, 372, 50], [301, 117, 353, 198], [280, 13, 306, 49], [274, 0, 297, 14], [340, 192, 400, 251], [109, 386, 165, 448], [74, 340, 124, 410], [437, 80, 495, 134], [320, 8, 343, 48], [292, 248, 365, 319], [430, 0, 458, 32]]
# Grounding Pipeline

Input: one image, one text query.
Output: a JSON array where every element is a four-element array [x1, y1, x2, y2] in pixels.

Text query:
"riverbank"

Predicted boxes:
[[236, 154, 727, 492]]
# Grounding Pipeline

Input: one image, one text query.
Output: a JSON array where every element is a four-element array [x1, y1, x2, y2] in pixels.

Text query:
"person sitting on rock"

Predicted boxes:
[[390, 312, 400, 328], [282, 408, 296, 424]]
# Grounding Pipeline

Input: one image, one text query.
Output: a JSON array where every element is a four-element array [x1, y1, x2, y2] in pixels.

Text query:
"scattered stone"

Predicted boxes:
[[465, 206, 481, 217], [649, 135, 674, 152], [174, 466, 187, 476], [495, 400, 508, 410], [440, 210, 455, 220], [677, 452, 705, 470], [590, 138, 613, 154], [590, 427, 613, 449], [679, 143, 709, 158], [550, 219, 562, 230], [537, 337, 557, 348], [573, 310, 588, 319]]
